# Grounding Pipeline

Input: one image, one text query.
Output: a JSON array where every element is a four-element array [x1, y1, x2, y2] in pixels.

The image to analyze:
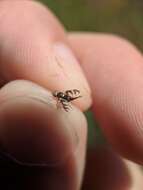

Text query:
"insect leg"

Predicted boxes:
[[60, 98, 70, 112]]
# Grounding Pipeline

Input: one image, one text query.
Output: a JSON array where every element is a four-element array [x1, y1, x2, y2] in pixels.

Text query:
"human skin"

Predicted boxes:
[[0, 1, 142, 189]]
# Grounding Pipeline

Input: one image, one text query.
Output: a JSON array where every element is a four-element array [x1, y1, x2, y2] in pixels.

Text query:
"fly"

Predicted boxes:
[[52, 89, 82, 112]]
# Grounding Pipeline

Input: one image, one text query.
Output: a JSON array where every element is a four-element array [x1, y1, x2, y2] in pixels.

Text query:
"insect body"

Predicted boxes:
[[53, 89, 81, 111]]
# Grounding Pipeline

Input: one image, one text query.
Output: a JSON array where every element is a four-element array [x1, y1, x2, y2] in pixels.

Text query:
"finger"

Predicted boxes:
[[0, 80, 87, 190], [69, 33, 143, 164], [82, 146, 143, 190], [0, 1, 91, 111]]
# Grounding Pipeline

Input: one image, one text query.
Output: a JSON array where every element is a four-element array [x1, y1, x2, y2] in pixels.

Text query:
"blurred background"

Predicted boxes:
[[39, 0, 143, 50], [38, 0, 143, 144]]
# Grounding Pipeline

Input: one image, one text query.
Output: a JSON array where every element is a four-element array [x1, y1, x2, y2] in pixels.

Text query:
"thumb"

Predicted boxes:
[[0, 80, 87, 189], [0, 80, 86, 166]]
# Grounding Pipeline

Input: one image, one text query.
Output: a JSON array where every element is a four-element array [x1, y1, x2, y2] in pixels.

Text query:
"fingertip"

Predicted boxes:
[[69, 33, 143, 164], [0, 1, 91, 111], [0, 80, 87, 167]]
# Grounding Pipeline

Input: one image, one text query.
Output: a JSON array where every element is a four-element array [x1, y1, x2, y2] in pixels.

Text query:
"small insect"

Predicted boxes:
[[53, 89, 82, 112]]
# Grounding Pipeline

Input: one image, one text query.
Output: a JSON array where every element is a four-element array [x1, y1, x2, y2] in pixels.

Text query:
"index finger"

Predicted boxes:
[[0, 1, 91, 111], [69, 33, 143, 164]]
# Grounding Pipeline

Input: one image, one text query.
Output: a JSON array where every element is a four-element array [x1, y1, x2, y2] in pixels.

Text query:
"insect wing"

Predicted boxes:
[[65, 89, 80, 97]]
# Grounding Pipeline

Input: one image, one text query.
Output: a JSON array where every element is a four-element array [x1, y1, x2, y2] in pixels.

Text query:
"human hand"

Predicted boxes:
[[0, 1, 142, 189]]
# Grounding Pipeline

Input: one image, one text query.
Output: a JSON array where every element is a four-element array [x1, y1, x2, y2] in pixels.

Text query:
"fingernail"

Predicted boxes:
[[52, 42, 91, 110], [0, 97, 79, 166]]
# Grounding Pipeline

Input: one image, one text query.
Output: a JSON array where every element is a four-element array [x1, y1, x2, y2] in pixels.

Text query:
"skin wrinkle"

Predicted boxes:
[[112, 83, 143, 134], [54, 55, 69, 79], [53, 45, 74, 81], [69, 34, 143, 165], [113, 86, 143, 141]]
